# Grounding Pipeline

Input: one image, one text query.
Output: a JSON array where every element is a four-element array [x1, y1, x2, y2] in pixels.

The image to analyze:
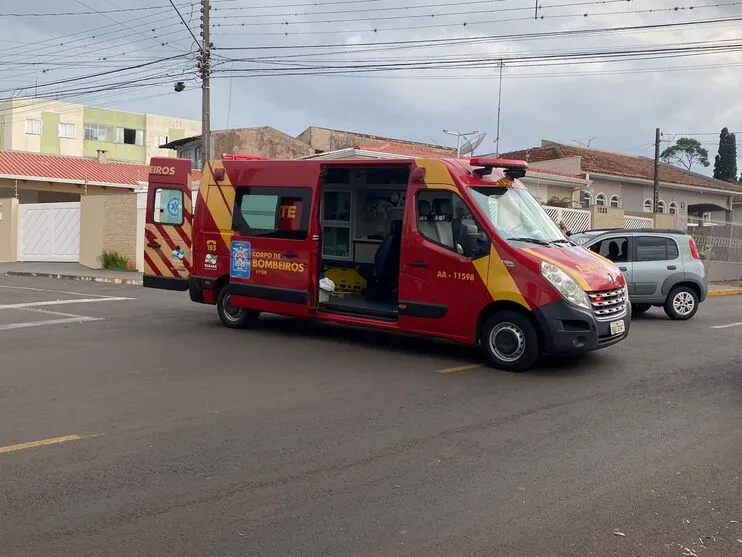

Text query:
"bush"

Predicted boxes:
[[100, 250, 129, 270]]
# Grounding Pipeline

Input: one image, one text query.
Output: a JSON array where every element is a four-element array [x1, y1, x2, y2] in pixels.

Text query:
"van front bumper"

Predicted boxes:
[[532, 299, 631, 356]]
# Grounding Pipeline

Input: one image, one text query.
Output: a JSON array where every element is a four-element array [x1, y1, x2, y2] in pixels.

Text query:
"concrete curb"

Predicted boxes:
[[708, 288, 742, 297], [3, 271, 142, 286]]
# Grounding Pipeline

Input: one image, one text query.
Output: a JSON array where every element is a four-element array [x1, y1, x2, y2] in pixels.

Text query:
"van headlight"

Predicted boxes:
[[540, 260, 590, 310]]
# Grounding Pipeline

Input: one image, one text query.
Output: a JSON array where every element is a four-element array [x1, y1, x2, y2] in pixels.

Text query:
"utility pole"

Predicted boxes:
[[494, 60, 503, 157], [653, 127, 661, 214], [442, 129, 478, 158], [200, 0, 211, 168]]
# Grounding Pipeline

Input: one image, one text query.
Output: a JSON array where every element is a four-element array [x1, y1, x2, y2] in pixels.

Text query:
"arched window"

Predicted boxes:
[[581, 191, 593, 208], [596, 193, 607, 207], [643, 199, 653, 213], [609, 195, 620, 208], [657, 200, 666, 214], [669, 202, 678, 215]]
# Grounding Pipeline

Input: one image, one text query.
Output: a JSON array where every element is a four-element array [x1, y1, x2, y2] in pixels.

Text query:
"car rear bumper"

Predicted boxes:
[[532, 299, 631, 356]]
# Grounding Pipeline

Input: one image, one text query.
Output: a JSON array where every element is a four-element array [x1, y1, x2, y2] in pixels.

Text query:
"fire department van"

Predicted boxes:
[[143, 155, 630, 371]]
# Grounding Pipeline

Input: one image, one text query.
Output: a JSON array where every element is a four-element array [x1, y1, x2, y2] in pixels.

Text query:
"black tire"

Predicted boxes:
[[631, 303, 652, 315], [216, 288, 259, 329], [480, 310, 540, 372], [663, 286, 699, 321]]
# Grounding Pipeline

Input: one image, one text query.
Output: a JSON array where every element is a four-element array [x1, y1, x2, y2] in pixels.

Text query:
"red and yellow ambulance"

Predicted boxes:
[[144, 155, 630, 371]]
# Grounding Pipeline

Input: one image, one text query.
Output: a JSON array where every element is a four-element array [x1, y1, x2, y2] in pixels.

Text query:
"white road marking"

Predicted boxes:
[[0, 317, 103, 331], [0, 297, 134, 310], [0, 284, 116, 298], [19, 307, 91, 318], [711, 322, 742, 329]]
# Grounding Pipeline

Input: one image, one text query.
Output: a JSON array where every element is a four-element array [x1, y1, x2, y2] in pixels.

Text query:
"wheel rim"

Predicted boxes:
[[222, 293, 245, 322], [672, 291, 695, 316], [488, 322, 526, 363]]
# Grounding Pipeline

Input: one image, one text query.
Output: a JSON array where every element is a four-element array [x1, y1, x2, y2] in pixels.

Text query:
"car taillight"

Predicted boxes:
[[689, 238, 701, 259]]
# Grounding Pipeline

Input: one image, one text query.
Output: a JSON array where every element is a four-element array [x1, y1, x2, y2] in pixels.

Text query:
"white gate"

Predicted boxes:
[[18, 202, 81, 262]]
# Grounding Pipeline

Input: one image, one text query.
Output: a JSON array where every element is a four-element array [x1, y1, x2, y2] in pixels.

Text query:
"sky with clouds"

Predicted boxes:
[[0, 0, 740, 167]]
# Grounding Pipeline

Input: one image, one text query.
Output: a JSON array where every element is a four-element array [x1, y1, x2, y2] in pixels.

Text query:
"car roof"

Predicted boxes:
[[574, 228, 689, 237]]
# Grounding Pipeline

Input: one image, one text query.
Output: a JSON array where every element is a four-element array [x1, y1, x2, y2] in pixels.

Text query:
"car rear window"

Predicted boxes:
[[636, 236, 679, 261]]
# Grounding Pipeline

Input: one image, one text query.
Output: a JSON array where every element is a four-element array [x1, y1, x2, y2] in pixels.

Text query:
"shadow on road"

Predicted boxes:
[[200, 313, 608, 377]]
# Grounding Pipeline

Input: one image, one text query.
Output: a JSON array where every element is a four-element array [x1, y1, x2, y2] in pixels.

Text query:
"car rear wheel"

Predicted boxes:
[[481, 310, 539, 372], [631, 303, 652, 315], [664, 286, 699, 321], [217, 288, 260, 329]]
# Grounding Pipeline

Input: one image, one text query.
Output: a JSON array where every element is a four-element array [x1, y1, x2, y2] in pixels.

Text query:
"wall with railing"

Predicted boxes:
[[541, 203, 742, 278]]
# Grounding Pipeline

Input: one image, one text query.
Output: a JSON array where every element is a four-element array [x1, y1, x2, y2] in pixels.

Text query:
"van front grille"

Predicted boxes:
[[588, 287, 627, 321]]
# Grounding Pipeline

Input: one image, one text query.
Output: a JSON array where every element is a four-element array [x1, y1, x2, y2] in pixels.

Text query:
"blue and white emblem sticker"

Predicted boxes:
[[230, 241, 252, 278], [167, 196, 180, 217]]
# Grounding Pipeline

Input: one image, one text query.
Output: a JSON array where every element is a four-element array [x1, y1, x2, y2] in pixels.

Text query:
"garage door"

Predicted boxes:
[[18, 202, 81, 262]]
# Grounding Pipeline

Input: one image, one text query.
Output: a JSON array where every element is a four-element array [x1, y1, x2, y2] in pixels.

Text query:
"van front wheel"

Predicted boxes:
[[217, 289, 259, 329], [481, 310, 539, 372]]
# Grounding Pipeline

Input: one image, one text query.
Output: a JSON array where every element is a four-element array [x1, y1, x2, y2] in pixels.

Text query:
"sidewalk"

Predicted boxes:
[[1, 262, 741, 295], [0, 262, 143, 285]]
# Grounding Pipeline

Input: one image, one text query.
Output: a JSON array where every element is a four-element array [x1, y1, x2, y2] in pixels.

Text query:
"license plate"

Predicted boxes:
[[610, 319, 626, 336]]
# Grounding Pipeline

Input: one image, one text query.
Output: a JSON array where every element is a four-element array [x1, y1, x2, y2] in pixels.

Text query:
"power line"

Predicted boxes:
[[168, 0, 204, 52], [213, 0, 504, 17], [217, 40, 742, 74], [212, 2, 742, 35], [0, 55, 188, 96], [213, 0, 382, 7], [0, 5, 190, 17], [214, 15, 742, 49], [212, 0, 630, 27]]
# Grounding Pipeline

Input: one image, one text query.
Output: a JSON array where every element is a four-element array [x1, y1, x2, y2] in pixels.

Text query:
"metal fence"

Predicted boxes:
[[623, 215, 654, 229], [687, 218, 742, 262], [543, 206, 591, 233]]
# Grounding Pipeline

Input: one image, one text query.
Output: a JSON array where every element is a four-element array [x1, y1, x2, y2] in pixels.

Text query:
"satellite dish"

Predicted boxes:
[[459, 132, 487, 156]]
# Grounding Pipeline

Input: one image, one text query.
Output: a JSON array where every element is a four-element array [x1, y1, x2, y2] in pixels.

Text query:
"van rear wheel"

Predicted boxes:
[[480, 310, 539, 372], [217, 289, 259, 329]]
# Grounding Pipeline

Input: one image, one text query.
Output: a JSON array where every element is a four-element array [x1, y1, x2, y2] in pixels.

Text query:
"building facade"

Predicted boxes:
[[0, 97, 201, 163], [499, 141, 742, 223], [162, 126, 456, 168]]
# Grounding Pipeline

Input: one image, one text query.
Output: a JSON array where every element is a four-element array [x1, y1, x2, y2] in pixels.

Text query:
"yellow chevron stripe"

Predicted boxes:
[[416, 159, 458, 191], [473, 246, 530, 308], [203, 161, 235, 247]]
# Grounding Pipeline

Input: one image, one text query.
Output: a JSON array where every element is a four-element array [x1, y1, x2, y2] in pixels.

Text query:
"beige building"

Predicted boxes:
[[0, 96, 200, 164]]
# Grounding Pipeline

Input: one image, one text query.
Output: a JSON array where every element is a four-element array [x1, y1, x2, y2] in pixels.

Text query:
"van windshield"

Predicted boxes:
[[469, 186, 566, 244]]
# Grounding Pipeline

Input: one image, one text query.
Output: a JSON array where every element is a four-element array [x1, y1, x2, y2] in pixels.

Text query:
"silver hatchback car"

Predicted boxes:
[[570, 228, 708, 320]]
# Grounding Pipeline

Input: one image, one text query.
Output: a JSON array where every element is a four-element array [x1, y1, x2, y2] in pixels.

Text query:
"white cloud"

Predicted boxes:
[[0, 0, 740, 164]]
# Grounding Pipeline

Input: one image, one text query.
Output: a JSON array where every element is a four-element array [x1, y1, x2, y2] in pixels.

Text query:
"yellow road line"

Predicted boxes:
[[711, 322, 742, 329], [0, 434, 93, 455], [708, 288, 742, 297], [438, 363, 483, 374]]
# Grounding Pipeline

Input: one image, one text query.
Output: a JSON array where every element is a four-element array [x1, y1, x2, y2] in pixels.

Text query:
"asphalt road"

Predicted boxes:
[[0, 276, 740, 557]]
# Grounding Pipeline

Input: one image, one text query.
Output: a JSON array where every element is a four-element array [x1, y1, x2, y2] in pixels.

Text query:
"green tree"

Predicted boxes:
[[713, 127, 738, 182], [660, 137, 710, 171]]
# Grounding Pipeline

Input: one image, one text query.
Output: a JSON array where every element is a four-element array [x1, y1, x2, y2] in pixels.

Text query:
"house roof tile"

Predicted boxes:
[[501, 142, 742, 194], [0, 150, 150, 186]]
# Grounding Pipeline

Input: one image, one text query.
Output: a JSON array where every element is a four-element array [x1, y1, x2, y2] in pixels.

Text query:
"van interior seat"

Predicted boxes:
[[417, 199, 439, 243], [358, 219, 402, 296], [433, 198, 454, 248]]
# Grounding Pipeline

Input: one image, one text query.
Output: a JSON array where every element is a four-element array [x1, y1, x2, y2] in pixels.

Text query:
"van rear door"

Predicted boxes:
[[143, 157, 193, 291], [226, 162, 320, 316]]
